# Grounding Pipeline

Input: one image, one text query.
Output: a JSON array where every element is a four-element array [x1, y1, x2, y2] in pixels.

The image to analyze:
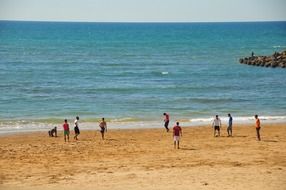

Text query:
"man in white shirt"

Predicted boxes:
[[212, 115, 221, 137], [74, 116, 80, 140]]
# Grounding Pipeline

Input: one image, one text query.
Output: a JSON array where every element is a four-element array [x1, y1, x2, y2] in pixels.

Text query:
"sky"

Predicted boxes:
[[0, 0, 286, 22]]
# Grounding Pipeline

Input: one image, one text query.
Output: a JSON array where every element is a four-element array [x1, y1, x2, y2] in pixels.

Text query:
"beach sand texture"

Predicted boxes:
[[0, 124, 286, 190]]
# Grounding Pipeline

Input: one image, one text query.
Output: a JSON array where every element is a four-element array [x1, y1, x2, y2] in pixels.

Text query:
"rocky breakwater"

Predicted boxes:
[[239, 51, 286, 68]]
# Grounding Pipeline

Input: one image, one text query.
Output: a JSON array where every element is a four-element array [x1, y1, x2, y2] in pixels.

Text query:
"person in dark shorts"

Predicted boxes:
[[163, 113, 170, 132], [227, 113, 233, 137], [254, 115, 261, 141], [99, 118, 107, 140], [212, 115, 221, 137], [74, 116, 80, 140]]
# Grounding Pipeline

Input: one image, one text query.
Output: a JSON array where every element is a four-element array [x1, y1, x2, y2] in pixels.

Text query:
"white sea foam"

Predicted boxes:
[[273, 45, 286, 48], [0, 115, 285, 134], [189, 115, 286, 126]]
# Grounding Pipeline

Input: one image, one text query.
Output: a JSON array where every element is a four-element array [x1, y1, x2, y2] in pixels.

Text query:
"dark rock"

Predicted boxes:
[[256, 61, 261, 66], [239, 50, 286, 68], [271, 61, 278, 68]]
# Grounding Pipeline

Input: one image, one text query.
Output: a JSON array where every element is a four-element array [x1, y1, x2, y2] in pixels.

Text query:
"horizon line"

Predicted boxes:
[[0, 19, 286, 24]]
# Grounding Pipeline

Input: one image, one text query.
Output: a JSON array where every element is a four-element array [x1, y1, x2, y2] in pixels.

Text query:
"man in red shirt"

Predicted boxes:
[[163, 113, 170, 132], [173, 122, 182, 149], [63, 119, 70, 142]]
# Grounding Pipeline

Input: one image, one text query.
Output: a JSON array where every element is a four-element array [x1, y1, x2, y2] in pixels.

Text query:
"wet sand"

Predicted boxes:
[[0, 123, 286, 190]]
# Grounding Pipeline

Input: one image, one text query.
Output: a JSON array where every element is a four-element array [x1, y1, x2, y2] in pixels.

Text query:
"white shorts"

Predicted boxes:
[[173, 136, 180, 141]]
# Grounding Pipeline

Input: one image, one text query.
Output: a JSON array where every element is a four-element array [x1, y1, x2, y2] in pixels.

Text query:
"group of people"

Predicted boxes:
[[211, 114, 233, 137], [163, 112, 182, 149], [211, 114, 261, 141], [58, 113, 262, 146], [61, 116, 107, 142], [163, 113, 262, 149]]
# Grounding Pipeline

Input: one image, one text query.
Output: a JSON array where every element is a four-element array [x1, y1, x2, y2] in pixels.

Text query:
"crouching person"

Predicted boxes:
[[48, 127, 57, 137]]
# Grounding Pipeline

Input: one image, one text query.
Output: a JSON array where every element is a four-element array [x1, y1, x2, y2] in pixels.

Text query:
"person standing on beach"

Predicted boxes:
[[163, 113, 170, 132], [63, 119, 70, 142], [227, 113, 233, 137], [74, 116, 80, 140], [173, 122, 182, 149], [212, 115, 221, 137], [254, 115, 261, 141], [99, 118, 107, 140]]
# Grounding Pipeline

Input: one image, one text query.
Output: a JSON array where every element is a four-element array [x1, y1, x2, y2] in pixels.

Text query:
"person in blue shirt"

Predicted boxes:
[[227, 113, 233, 137]]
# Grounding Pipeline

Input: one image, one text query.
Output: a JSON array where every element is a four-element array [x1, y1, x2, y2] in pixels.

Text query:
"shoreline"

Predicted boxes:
[[0, 122, 284, 137], [0, 115, 286, 135]]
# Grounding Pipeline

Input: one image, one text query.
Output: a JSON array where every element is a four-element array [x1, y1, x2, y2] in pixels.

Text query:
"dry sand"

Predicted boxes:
[[0, 123, 286, 190]]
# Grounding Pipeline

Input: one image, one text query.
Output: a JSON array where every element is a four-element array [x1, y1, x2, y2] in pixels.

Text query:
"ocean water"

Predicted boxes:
[[0, 21, 286, 132]]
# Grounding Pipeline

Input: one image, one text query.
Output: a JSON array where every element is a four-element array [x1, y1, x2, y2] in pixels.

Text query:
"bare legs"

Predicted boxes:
[[64, 134, 69, 142], [174, 141, 180, 149], [101, 132, 104, 140], [227, 127, 232, 137], [256, 128, 261, 141], [214, 128, 220, 137]]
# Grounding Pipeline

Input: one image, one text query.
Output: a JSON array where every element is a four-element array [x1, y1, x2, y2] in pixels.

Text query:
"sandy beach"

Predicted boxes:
[[0, 123, 286, 190]]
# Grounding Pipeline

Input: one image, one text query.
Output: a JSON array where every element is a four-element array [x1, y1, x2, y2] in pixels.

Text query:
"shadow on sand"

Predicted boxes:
[[233, 135, 248, 138], [262, 139, 278, 143], [180, 147, 197, 151], [105, 138, 119, 141], [215, 135, 247, 138]]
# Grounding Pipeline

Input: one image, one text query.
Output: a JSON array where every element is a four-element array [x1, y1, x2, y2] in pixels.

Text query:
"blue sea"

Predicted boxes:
[[0, 21, 286, 132]]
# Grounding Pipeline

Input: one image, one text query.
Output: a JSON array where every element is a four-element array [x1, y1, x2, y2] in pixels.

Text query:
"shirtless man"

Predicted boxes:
[[99, 118, 107, 140]]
